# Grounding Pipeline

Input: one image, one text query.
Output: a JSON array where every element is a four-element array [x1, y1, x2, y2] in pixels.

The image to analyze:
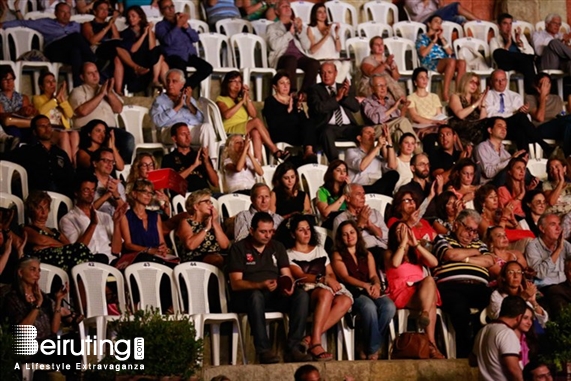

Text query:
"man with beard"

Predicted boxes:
[[399, 153, 443, 219], [430, 125, 473, 184]]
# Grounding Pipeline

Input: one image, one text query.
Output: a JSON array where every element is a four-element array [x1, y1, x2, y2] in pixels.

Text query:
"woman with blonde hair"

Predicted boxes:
[[358, 36, 404, 99], [177, 189, 228, 268], [448, 72, 488, 145], [126, 152, 171, 216], [223, 134, 264, 195]]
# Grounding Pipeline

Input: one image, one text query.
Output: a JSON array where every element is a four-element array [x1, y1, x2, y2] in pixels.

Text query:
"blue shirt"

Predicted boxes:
[[2, 18, 81, 47], [155, 18, 199, 60], [150, 93, 204, 128]]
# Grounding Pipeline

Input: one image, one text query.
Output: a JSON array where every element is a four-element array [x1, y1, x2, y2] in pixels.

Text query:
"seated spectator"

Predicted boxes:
[[151, 69, 217, 158], [234, 183, 284, 242], [282, 214, 352, 361], [0, 205, 27, 285], [75, 0, 94, 14], [267, 0, 319, 95], [262, 71, 317, 162], [306, 3, 351, 82], [0, 65, 37, 142], [388, 189, 438, 243], [490, 13, 536, 95], [360, 74, 417, 146], [117, 5, 169, 94], [525, 213, 571, 315], [92, 147, 127, 216], [307, 62, 362, 162], [227, 212, 312, 364], [521, 190, 547, 237], [216, 71, 288, 163], [404, 0, 477, 24], [407, 67, 445, 141], [448, 72, 488, 146], [69, 62, 134, 165], [0, 0, 24, 22], [527, 73, 571, 157], [42, 0, 75, 13], [59, 174, 123, 265], [8, 115, 74, 197], [358, 36, 404, 99], [545, 258, 571, 318], [542, 157, 571, 215], [430, 125, 472, 184], [0, 2, 97, 86], [523, 361, 554, 381], [161, 123, 219, 193], [32, 72, 78, 165], [331, 220, 396, 360], [316, 160, 348, 229], [416, 15, 466, 102], [239, 0, 277, 21], [498, 158, 540, 220], [487, 260, 547, 327], [126, 153, 171, 216], [333, 184, 389, 264], [533, 13, 571, 73], [445, 158, 478, 208], [270, 161, 311, 219], [156, 0, 212, 89], [77, 119, 125, 172], [177, 189, 228, 268], [203, 0, 241, 29], [486, 226, 529, 282], [223, 134, 263, 195], [24, 190, 93, 272], [345, 125, 399, 196], [117, 0, 159, 15], [432, 209, 495, 358], [385, 221, 445, 359], [391, 133, 417, 192], [433, 191, 463, 235]]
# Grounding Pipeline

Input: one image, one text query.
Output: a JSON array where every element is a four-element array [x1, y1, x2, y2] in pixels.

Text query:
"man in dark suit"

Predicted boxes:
[[307, 62, 362, 162]]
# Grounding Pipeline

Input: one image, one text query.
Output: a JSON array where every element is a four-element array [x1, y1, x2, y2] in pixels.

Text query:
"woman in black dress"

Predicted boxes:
[[270, 161, 312, 219]]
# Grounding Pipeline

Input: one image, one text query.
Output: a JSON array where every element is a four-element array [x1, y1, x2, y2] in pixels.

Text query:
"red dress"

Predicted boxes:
[[387, 217, 437, 242], [386, 261, 441, 309]]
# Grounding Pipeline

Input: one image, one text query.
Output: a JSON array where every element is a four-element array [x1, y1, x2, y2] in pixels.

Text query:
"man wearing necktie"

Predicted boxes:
[[484, 69, 553, 156], [307, 62, 362, 161]]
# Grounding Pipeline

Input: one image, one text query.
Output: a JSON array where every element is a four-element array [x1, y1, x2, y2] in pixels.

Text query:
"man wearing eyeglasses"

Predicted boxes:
[[432, 209, 495, 358], [91, 147, 126, 216], [532, 13, 571, 73]]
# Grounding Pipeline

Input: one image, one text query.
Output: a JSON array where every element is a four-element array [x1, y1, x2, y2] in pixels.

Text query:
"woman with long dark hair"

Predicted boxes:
[[270, 161, 311, 219], [498, 158, 540, 220], [445, 158, 479, 208], [388, 189, 437, 243], [77, 119, 125, 171], [433, 191, 463, 235], [521, 190, 547, 237], [316, 159, 349, 229]]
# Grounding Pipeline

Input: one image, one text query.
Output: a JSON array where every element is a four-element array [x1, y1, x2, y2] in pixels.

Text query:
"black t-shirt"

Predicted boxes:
[[161, 149, 211, 192], [227, 237, 290, 283], [430, 148, 461, 173]]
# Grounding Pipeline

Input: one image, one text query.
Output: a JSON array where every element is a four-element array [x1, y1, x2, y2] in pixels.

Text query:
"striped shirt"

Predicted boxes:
[[432, 233, 491, 284]]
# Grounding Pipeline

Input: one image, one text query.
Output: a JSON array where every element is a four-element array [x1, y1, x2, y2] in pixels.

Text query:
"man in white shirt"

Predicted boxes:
[[60, 174, 124, 265], [345, 126, 399, 196], [532, 13, 571, 72], [234, 183, 283, 242], [484, 69, 553, 155], [470, 295, 526, 381]]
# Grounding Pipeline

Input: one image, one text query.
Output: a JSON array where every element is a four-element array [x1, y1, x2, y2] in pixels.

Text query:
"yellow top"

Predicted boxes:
[[32, 93, 74, 129]]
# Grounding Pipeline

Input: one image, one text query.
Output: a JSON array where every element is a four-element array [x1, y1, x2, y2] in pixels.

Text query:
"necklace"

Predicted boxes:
[[25, 293, 35, 302]]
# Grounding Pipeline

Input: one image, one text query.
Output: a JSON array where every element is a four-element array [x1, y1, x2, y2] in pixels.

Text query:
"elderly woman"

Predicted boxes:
[[331, 220, 396, 360], [216, 71, 288, 163], [270, 161, 312, 219], [358, 36, 403, 99], [223, 134, 263, 194], [126, 153, 171, 216], [416, 15, 466, 102], [448, 72, 488, 145], [0, 65, 37, 141], [386, 222, 445, 358], [77, 119, 125, 171], [281, 214, 352, 361]]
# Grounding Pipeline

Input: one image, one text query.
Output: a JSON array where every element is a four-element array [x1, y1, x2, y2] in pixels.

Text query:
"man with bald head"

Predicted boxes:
[[307, 62, 362, 161]]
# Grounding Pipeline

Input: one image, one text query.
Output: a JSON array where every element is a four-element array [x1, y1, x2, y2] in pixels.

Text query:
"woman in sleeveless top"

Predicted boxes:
[[448, 72, 488, 146], [270, 161, 311, 219]]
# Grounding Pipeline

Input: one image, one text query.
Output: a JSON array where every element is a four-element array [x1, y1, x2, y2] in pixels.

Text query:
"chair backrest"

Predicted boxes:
[[3, 26, 44, 61], [464, 20, 498, 42], [216, 18, 253, 36], [259, 165, 277, 186], [0, 160, 29, 200], [356, 21, 393, 39], [115, 164, 131, 185], [251, 18, 273, 40], [535, 21, 571, 34], [198, 32, 232, 68], [174, 261, 230, 314], [365, 193, 393, 218], [189, 19, 209, 34], [344, 37, 370, 65], [172, 193, 189, 215], [363, 1, 398, 25], [38, 263, 70, 303], [290, 1, 314, 24], [199, 97, 227, 143], [393, 21, 426, 42], [511, 20, 534, 39], [297, 164, 328, 199], [337, 23, 355, 51], [217, 193, 251, 219], [118, 105, 149, 146], [46, 191, 73, 229], [440, 20, 464, 42], [173, 0, 197, 18], [383, 36, 418, 74], [70, 14, 94, 23], [325, 1, 357, 26], [526, 158, 548, 181], [314, 226, 328, 248], [453, 37, 491, 62], [113, 17, 129, 32], [24, 11, 55, 20], [71, 262, 127, 317], [124, 262, 179, 312], [230, 33, 268, 69], [0, 192, 24, 225]]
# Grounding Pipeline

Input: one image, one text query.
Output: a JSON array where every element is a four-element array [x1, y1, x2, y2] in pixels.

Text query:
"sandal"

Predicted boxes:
[[308, 344, 333, 362], [418, 310, 430, 330], [273, 149, 291, 162]]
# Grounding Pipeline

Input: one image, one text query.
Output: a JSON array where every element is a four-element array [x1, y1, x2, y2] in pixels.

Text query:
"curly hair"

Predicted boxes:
[[25, 190, 52, 218], [391, 189, 420, 219], [474, 183, 498, 213], [278, 214, 320, 250]]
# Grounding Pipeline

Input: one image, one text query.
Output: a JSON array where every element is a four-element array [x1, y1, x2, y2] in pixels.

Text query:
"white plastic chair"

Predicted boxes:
[[345, 37, 370, 69], [535, 21, 571, 34], [441, 21, 464, 43], [336, 22, 355, 51], [115, 164, 131, 184], [196, 32, 235, 99], [217, 193, 251, 220], [464, 20, 498, 42], [189, 19, 209, 34], [198, 97, 227, 158], [70, 14, 94, 23], [0, 160, 28, 200], [453, 37, 493, 90], [392, 21, 426, 42], [124, 262, 180, 313], [259, 165, 277, 186], [45, 191, 72, 229], [290, 1, 314, 24], [527, 158, 548, 181], [365, 193, 392, 217], [314, 226, 329, 248], [71, 262, 127, 364], [38, 263, 70, 304], [119, 105, 167, 163], [356, 21, 393, 39], [542, 69, 565, 99], [23, 11, 55, 20], [251, 18, 274, 40], [173, 0, 197, 18], [0, 192, 25, 225], [216, 18, 253, 36], [511, 20, 534, 39], [297, 164, 328, 200], [174, 262, 246, 365], [172, 193, 189, 215], [362, 0, 398, 25], [383, 36, 419, 94], [325, 1, 358, 26]]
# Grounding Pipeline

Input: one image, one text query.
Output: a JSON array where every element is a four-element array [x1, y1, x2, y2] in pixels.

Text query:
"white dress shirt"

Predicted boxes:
[[489, 33, 535, 55], [532, 30, 562, 56], [326, 86, 351, 126], [485, 89, 523, 118]]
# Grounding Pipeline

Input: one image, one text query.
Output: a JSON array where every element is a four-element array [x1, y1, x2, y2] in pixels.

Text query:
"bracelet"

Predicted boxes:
[[34, 304, 41, 310], [414, 242, 420, 247], [472, 104, 477, 110], [386, 144, 393, 149], [443, 44, 451, 49]]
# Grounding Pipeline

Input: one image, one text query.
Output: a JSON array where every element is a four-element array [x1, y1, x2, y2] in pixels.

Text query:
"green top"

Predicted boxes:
[[317, 186, 347, 211]]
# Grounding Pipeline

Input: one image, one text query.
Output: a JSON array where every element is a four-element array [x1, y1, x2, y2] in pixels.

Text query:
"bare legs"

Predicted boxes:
[[436, 58, 467, 101], [113, 56, 124, 95], [153, 55, 169, 86], [406, 276, 439, 344], [245, 118, 279, 162], [53, 130, 80, 166], [458, 5, 479, 21], [308, 288, 352, 356]]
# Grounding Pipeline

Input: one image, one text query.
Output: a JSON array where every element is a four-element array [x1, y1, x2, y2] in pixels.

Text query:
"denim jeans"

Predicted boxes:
[[352, 294, 396, 355], [232, 288, 309, 354]]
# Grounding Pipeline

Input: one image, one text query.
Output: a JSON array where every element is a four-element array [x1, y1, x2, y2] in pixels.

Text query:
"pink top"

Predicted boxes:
[[388, 217, 437, 242], [386, 261, 441, 308], [497, 186, 525, 217]]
